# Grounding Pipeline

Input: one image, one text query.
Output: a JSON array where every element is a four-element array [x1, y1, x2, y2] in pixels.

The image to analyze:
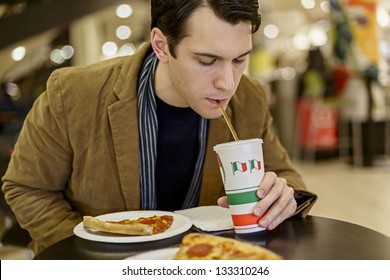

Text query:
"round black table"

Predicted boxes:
[[34, 216, 390, 260]]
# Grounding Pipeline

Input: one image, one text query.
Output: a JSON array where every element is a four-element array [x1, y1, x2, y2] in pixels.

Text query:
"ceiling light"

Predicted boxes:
[[50, 49, 66, 64], [11, 46, 26, 61], [61, 45, 74, 59], [292, 33, 310, 51], [116, 25, 132, 40], [118, 43, 136, 56], [264, 24, 279, 39], [116, 4, 133, 18], [308, 27, 328, 47], [301, 0, 316, 10], [102, 41, 118, 57], [320, 1, 330, 13]]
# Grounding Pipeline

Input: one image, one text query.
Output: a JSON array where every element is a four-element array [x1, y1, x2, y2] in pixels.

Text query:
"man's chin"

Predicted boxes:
[[197, 111, 223, 120]]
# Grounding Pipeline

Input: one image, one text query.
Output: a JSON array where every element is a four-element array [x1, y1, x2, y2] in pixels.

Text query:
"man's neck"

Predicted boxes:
[[154, 59, 187, 108]]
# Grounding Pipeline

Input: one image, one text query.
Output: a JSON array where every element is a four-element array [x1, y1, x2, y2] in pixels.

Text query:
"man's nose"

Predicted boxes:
[[214, 65, 234, 91]]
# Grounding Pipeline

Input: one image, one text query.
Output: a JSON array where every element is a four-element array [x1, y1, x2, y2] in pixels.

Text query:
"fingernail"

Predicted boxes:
[[253, 207, 262, 216], [258, 189, 265, 198], [260, 218, 269, 227]]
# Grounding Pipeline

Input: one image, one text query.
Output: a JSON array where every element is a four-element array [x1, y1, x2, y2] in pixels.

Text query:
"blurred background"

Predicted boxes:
[[0, 0, 389, 259]]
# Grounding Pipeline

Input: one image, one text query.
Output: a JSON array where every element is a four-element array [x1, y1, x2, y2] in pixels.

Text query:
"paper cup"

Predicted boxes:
[[213, 138, 265, 234]]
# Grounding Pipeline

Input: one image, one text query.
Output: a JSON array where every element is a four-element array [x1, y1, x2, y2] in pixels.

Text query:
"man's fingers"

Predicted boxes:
[[253, 177, 285, 218], [257, 172, 277, 198], [259, 187, 296, 229], [265, 197, 297, 230], [217, 196, 229, 208]]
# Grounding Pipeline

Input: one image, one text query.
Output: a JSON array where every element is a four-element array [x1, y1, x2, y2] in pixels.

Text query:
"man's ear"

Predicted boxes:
[[151, 28, 169, 63]]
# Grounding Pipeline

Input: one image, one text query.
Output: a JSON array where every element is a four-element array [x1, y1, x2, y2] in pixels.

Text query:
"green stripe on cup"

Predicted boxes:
[[226, 189, 259, 205]]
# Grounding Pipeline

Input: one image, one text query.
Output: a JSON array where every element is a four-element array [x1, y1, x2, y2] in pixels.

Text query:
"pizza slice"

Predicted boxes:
[[83, 214, 174, 236], [173, 233, 283, 260]]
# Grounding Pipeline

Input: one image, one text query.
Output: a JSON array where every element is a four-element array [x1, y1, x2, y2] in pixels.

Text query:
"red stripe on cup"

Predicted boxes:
[[231, 213, 262, 227]]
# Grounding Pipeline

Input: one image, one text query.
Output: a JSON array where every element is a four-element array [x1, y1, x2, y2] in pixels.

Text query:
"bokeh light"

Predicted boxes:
[[102, 41, 118, 57], [263, 24, 280, 39], [116, 4, 133, 18], [61, 45, 74, 59], [11, 46, 26, 61], [301, 0, 316, 10], [116, 25, 132, 40], [118, 43, 136, 56]]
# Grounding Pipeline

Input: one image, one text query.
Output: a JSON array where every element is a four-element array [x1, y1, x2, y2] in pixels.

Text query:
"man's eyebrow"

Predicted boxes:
[[193, 49, 253, 59]]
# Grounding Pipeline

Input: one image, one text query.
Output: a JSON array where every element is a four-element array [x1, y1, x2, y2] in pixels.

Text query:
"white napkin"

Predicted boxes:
[[175, 206, 233, 232]]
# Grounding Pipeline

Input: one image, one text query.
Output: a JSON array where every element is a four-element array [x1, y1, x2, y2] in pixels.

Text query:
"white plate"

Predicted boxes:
[[125, 247, 180, 260], [73, 210, 192, 243]]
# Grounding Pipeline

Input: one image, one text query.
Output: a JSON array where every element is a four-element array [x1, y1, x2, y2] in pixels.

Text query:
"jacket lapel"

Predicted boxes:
[[108, 99, 140, 210], [106, 46, 150, 210], [108, 45, 149, 210]]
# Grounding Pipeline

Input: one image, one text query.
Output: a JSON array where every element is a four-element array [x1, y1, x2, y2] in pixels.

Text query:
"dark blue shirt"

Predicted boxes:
[[155, 96, 200, 211]]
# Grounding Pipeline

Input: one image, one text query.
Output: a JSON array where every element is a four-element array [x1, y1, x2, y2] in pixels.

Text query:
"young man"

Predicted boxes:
[[2, 0, 317, 255]]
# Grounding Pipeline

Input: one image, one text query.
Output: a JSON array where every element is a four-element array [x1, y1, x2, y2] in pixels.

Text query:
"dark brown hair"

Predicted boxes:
[[151, 0, 261, 57]]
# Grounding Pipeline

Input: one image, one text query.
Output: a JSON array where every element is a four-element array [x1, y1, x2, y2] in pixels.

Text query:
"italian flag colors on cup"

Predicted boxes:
[[213, 138, 265, 234]]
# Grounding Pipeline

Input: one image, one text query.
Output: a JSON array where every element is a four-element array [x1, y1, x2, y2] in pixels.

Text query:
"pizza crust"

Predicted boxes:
[[174, 233, 283, 260], [83, 216, 154, 236]]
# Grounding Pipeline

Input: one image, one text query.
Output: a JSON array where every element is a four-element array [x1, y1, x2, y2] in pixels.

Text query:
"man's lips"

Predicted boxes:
[[207, 98, 229, 106]]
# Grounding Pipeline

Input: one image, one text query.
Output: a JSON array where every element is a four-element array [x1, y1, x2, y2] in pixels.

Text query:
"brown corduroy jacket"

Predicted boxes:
[[2, 44, 317, 255]]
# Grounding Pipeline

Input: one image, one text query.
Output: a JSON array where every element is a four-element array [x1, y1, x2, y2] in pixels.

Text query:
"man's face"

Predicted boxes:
[[157, 8, 253, 119]]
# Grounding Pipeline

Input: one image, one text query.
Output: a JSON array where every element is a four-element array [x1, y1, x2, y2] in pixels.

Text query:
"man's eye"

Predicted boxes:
[[234, 58, 246, 64], [199, 60, 216, 66]]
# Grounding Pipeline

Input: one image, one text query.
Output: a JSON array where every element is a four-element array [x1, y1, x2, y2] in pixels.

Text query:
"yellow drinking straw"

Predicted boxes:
[[217, 101, 239, 141]]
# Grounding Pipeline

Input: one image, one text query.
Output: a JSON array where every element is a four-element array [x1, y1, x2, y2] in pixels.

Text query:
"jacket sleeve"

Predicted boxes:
[[1, 71, 83, 255], [257, 83, 317, 217], [261, 106, 318, 217]]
